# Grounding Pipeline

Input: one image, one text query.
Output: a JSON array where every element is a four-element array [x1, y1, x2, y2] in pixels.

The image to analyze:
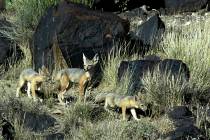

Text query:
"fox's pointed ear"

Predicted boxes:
[[83, 53, 87, 65], [93, 53, 99, 64], [39, 65, 49, 75], [38, 68, 42, 74]]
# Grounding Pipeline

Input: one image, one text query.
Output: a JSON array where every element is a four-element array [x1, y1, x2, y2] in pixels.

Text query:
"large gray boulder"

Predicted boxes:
[[118, 58, 190, 95], [31, 0, 129, 71]]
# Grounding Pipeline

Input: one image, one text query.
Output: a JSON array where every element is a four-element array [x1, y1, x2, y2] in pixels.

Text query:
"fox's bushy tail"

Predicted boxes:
[[95, 93, 109, 103]]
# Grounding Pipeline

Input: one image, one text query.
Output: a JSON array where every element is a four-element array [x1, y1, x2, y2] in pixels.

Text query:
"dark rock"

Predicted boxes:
[[164, 124, 202, 140], [128, 14, 165, 55], [164, 106, 205, 140], [19, 111, 57, 133], [173, 117, 195, 128], [207, 109, 210, 117], [118, 59, 161, 95], [126, 0, 164, 11], [119, 7, 165, 56], [196, 88, 210, 106], [118, 6, 148, 23], [0, 100, 58, 134], [31, 0, 129, 72], [93, 0, 208, 14], [158, 59, 190, 82], [167, 106, 193, 120], [0, 17, 22, 72], [164, 0, 208, 14], [0, 0, 5, 11], [92, 0, 155, 12], [117, 59, 190, 95], [143, 54, 161, 61], [1, 119, 15, 140], [92, 0, 120, 12], [45, 133, 64, 140]]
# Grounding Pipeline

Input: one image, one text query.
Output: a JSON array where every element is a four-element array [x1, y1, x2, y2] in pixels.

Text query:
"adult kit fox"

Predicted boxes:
[[95, 93, 147, 120], [16, 66, 50, 101], [55, 53, 99, 104]]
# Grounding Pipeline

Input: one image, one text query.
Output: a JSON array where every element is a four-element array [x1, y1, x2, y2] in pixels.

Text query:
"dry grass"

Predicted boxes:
[[160, 16, 210, 90], [2, 41, 32, 80], [143, 69, 187, 115], [99, 41, 141, 94]]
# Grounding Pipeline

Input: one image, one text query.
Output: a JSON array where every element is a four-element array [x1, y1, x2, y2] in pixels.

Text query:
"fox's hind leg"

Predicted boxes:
[[104, 99, 113, 114], [122, 106, 127, 120], [16, 79, 25, 98], [58, 76, 69, 104], [79, 79, 89, 103], [31, 81, 37, 101], [104, 98, 109, 111]]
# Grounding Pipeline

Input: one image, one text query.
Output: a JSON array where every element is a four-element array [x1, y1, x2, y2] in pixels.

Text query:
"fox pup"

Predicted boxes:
[[95, 93, 147, 121], [16, 66, 49, 101], [55, 53, 99, 104]]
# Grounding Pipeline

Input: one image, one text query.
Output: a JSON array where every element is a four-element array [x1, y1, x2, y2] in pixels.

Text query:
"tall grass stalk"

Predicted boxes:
[[100, 41, 140, 93], [143, 69, 187, 113], [3, 0, 59, 41], [71, 0, 94, 7], [2, 41, 31, 80]]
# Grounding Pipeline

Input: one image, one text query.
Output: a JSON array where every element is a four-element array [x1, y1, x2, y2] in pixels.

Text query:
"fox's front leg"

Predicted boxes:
[[59, 77, 69, 104], [31, 81, 37, 101], [87, 85, 92, 95], [122, 106, 127, 120], [27, 82, 32, 98], [79, 85, 85, 102], [79, 79, 89, 103], [130, 108, 140, 121], [104, 99, 109, 112]]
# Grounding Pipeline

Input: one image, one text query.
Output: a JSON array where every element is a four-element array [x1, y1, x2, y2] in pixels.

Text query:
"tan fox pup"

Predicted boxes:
[[95, 93, 147, 121], [16, 66, 50, 101], [55, 53, 99, 104]]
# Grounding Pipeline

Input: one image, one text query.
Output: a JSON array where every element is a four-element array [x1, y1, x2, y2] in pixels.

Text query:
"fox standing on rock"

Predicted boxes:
[[16, 66, 50, 101], [55, 53, 99, 104]]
